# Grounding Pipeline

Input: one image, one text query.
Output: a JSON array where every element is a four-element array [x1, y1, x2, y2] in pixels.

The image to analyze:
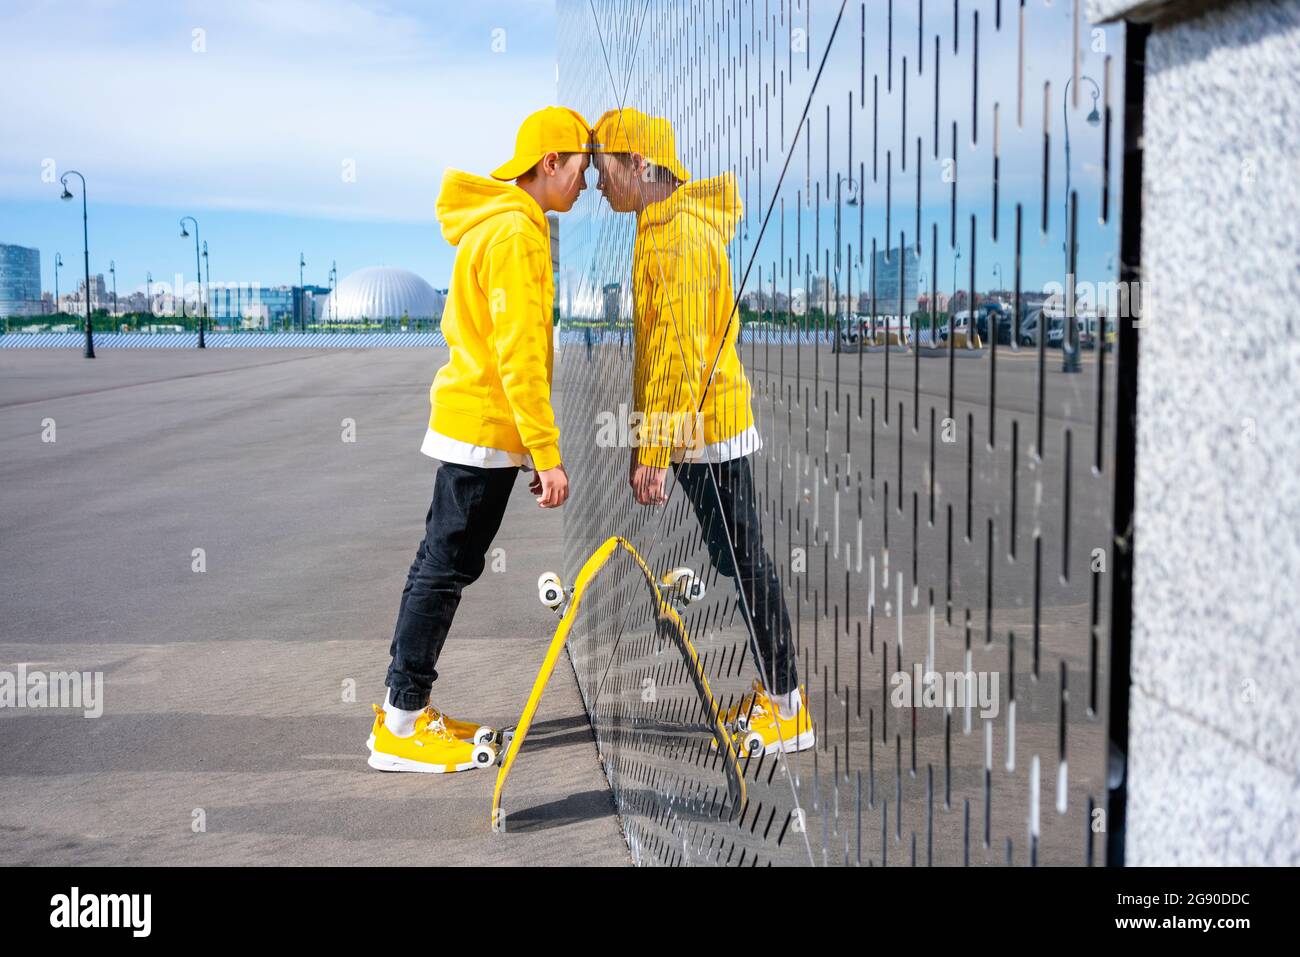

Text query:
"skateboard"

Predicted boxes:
[[490, 535, 745, 831]]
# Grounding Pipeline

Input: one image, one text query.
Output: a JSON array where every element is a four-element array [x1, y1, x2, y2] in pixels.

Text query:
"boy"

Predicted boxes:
[[591, 108, 813, 755], [368, 106, 591, 772]]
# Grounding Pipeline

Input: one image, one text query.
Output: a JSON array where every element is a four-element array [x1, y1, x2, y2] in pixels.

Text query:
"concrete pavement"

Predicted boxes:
[[0, 348, 630, 866]]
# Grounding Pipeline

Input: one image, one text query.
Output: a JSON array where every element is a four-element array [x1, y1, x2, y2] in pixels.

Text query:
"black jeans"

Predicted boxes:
[[385, 462, 519, 711], [672, 455, 798, 696]]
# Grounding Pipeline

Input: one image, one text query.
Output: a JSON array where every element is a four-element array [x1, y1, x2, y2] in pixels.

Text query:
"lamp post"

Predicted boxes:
[[1062, 74, 1100, 374], [917, 270, 929, 342], [58, 170, 94, 358], [298, 253, 306, 332], [146, 271, 153, 320], [202, 241, 211, 330], [109, 260, 117, 322], [951, 242, 961, 341], [328, 260, 337, 325], [54, 252, 62, 316], [180, 216, 205, 348]]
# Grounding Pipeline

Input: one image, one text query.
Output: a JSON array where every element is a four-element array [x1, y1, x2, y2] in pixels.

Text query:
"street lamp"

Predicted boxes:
[[298, 253, 306, 332], [109, 260, 117, 321], [54, 252, 62, 315], [146, 271, 153, 319], [58, 170, 94, 358], [180, 216, 205, 349], [951, 243, 961, 341], [328, 260, 337, 324], [202, 241, 211, 331], [917, 270, 929, 342], [993, 262, 1004, 299], [1062, 74, 1100, 374]]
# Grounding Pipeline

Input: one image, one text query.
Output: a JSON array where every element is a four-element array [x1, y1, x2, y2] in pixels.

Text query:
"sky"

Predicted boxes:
[[2, 0, 1124, 310], [557, 0, 1125, 316], [0, 0, 558, 297]]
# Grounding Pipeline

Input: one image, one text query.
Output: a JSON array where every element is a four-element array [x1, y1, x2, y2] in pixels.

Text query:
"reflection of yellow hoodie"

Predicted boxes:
[[428, 170, 560, 471], [632, 173, 754, 467]]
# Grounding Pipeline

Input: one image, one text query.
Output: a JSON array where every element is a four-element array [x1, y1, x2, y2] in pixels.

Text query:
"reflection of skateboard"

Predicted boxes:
[[490, 536, 744, 831]]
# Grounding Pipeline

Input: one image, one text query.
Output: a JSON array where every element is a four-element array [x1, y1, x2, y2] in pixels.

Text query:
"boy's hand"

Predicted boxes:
[[533, 464, 569, 508], [630, 462, 668, 506]]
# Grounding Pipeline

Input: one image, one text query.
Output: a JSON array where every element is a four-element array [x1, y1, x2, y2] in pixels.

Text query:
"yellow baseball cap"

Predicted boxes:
[[592, 108, 691, 183], [491, 106, 593, 181]]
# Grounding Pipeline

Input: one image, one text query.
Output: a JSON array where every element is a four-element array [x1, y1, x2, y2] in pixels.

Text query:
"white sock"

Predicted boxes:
[[772, 688, 802, 721], [383, 688, 425, 738]]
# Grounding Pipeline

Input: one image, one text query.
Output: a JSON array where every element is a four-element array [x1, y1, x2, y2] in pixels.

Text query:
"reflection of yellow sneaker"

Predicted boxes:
[[721, 679, 771, 727], [366, 704, 496, 773], [728, 685, 816, 757]]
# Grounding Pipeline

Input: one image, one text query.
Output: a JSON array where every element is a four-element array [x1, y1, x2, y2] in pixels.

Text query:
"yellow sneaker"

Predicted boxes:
[[423, 704, 496, 745], [366, 704, 496, 773], [728, 685, 816, 757]]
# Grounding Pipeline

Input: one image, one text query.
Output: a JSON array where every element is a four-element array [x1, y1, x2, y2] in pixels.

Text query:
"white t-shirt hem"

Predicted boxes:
[[670, 425, 762, 465], [420, 427, 533, 470]]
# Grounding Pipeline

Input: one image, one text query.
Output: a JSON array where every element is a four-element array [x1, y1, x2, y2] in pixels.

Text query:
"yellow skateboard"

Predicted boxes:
[[490, 536, 745, 831]]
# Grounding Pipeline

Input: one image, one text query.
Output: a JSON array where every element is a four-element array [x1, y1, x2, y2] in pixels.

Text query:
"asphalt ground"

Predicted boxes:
[[0, 348, 630, 866]]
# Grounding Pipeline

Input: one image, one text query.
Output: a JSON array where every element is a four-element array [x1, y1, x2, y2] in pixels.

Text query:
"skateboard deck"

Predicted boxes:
[[490, 536, 745, 830]]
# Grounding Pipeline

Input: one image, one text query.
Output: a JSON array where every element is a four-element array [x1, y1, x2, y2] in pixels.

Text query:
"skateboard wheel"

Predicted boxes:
[[538, 571, 565, 609], [473, 725, 495, 746], [742, 731, 764, 756], [664, 567, 704, 604], [472, 743, 496, 767]]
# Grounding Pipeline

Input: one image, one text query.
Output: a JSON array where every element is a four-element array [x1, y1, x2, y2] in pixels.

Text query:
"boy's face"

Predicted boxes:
[[549, 153, 590, 212], [594, 152, 643, 213]]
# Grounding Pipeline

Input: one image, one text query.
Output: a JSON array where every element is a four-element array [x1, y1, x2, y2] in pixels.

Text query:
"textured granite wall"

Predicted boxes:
[[1112, 0, 1300, 864]]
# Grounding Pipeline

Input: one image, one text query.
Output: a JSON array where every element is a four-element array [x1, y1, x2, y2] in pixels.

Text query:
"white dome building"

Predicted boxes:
[[317, 266, 442, 322]]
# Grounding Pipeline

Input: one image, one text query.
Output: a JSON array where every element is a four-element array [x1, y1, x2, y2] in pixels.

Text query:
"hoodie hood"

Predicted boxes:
[[436, 169, 549, 247], [639, 172, 742, 241]]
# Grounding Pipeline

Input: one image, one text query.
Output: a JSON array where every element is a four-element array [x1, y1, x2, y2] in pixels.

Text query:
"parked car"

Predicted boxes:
[[1018, 309, 1043, 347], [833, 315, 910, 350], [938, 310, 975, 342]]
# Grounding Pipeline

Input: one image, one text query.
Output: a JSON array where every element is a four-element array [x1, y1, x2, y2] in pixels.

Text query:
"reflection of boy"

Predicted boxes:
[[592, 108, 812, 751]]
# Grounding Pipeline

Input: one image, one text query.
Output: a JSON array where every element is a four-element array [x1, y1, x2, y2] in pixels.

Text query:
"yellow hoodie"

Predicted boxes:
[[428, 170, 560, 471], [632, 173, 754, 467]]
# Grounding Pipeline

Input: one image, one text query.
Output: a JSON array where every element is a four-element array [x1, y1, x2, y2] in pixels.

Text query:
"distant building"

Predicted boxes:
[[302, 284, 330, 323], [872, 245, 919, 316], [316, 267, 442, 323], [76, 273, 108, 306], [602, 282, 621, 324], [119, 291, 149, 314], [918, 291, 950, 314], [0, 243, 42, 317], [807, 274, 828, 308], [547, 214, 560, 279], [789, 288, 807, 316], [209, 283, 296, 326]]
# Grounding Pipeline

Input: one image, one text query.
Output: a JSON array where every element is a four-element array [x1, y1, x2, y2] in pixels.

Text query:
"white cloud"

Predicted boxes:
[[0, 0, 559, 221]]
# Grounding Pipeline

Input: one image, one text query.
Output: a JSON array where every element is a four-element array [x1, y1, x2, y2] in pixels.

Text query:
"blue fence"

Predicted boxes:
[[0, 326, 836, 349], [0, 331, 448, 348]]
